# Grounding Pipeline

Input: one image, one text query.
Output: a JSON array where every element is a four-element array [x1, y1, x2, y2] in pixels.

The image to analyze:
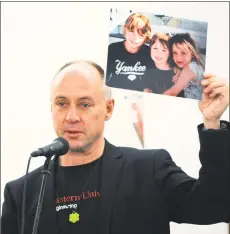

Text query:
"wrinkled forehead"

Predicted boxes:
[[51, 63, 103, 99], [53, 63, 102, 86]]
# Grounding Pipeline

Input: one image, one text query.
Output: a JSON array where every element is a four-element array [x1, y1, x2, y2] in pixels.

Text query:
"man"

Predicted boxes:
[[1, 60, 229, 234]]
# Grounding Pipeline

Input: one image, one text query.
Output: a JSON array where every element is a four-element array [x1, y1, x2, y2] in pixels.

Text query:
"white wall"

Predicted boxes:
[[1, 2, 229, 234]]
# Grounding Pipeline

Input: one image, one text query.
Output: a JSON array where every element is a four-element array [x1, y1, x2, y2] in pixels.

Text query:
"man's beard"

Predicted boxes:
[[69, 133, 101, 153]]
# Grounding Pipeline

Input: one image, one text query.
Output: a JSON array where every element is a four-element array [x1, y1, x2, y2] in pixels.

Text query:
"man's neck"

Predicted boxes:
[[59, 138, 105, 166]]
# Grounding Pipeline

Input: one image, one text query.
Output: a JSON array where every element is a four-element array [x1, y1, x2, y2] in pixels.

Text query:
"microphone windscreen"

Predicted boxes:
[[55, 137, 69, 155]]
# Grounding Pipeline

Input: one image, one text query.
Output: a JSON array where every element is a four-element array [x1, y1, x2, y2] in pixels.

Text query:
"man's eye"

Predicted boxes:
[[57, 102, 66, 107], [80, 103, 91, 108]]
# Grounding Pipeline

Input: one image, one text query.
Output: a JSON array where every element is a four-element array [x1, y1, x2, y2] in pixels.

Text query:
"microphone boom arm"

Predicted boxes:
[[32, 156, 53, 234]]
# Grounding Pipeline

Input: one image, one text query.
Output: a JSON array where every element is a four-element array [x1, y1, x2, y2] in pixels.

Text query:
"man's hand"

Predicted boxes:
[[199, 73, 229, 129]]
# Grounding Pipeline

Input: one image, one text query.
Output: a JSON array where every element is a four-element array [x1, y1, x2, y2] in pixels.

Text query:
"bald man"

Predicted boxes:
[[50, 61, 114, 166], [1, 60, 230, 234]]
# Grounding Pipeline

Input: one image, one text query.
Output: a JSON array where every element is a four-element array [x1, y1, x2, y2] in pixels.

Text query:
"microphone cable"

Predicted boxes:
[[20, 155, 33, 234]]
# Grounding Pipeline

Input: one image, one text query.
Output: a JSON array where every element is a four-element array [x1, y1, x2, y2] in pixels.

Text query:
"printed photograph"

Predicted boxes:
[[106, 8, 208, 100]]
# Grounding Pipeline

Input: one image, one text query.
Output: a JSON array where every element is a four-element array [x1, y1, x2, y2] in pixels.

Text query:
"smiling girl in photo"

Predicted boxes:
[[163, 33, 204, 100], [142, 33, 184, 97]]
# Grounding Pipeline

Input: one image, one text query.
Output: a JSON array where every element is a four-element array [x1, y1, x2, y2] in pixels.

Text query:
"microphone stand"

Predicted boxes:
[[31, 156, 54, 234]]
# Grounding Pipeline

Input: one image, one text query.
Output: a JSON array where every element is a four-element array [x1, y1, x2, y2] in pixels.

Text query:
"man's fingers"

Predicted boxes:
[[201, 77, 217, 86], [203, 80, 227, 93], [202, 72, 217, 79], [209, 86, 228, 97]]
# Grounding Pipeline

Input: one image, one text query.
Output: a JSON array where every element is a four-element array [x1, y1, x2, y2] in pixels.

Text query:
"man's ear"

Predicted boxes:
[[105, 99, 115, 121]]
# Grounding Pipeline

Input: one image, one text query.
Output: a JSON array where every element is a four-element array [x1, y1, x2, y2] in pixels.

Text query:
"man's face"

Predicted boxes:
[[51, 64, 114, 152]]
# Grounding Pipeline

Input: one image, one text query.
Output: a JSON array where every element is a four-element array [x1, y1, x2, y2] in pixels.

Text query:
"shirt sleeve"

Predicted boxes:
[[154, 121, 230, 224]]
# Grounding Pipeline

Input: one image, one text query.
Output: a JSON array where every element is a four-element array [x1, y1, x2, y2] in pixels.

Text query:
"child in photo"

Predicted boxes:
[[163, 33, 204, 100], [142, 33, 184, 97], [106, 13, 154, 91]]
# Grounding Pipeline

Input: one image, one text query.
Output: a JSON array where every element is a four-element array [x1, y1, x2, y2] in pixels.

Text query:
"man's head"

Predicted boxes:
[[50, 60, 114, 153]]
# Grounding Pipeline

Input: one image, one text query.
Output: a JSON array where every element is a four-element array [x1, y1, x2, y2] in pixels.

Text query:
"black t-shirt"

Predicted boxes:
[[142, 67, 184, 97], [55, 157, 102, 234], [106, 41, 155, 92]]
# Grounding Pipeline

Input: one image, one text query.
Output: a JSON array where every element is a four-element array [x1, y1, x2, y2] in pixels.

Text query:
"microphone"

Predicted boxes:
[[30, 137, 69, 157]]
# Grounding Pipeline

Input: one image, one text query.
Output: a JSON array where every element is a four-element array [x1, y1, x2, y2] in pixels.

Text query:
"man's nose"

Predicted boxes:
[[65, 107, 81, 123]]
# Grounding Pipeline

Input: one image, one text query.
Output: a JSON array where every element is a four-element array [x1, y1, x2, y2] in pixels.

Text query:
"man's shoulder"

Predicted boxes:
[[114, 146, 173, 176], [6, 164, 43, 192], [118, 145, 171, 163]]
